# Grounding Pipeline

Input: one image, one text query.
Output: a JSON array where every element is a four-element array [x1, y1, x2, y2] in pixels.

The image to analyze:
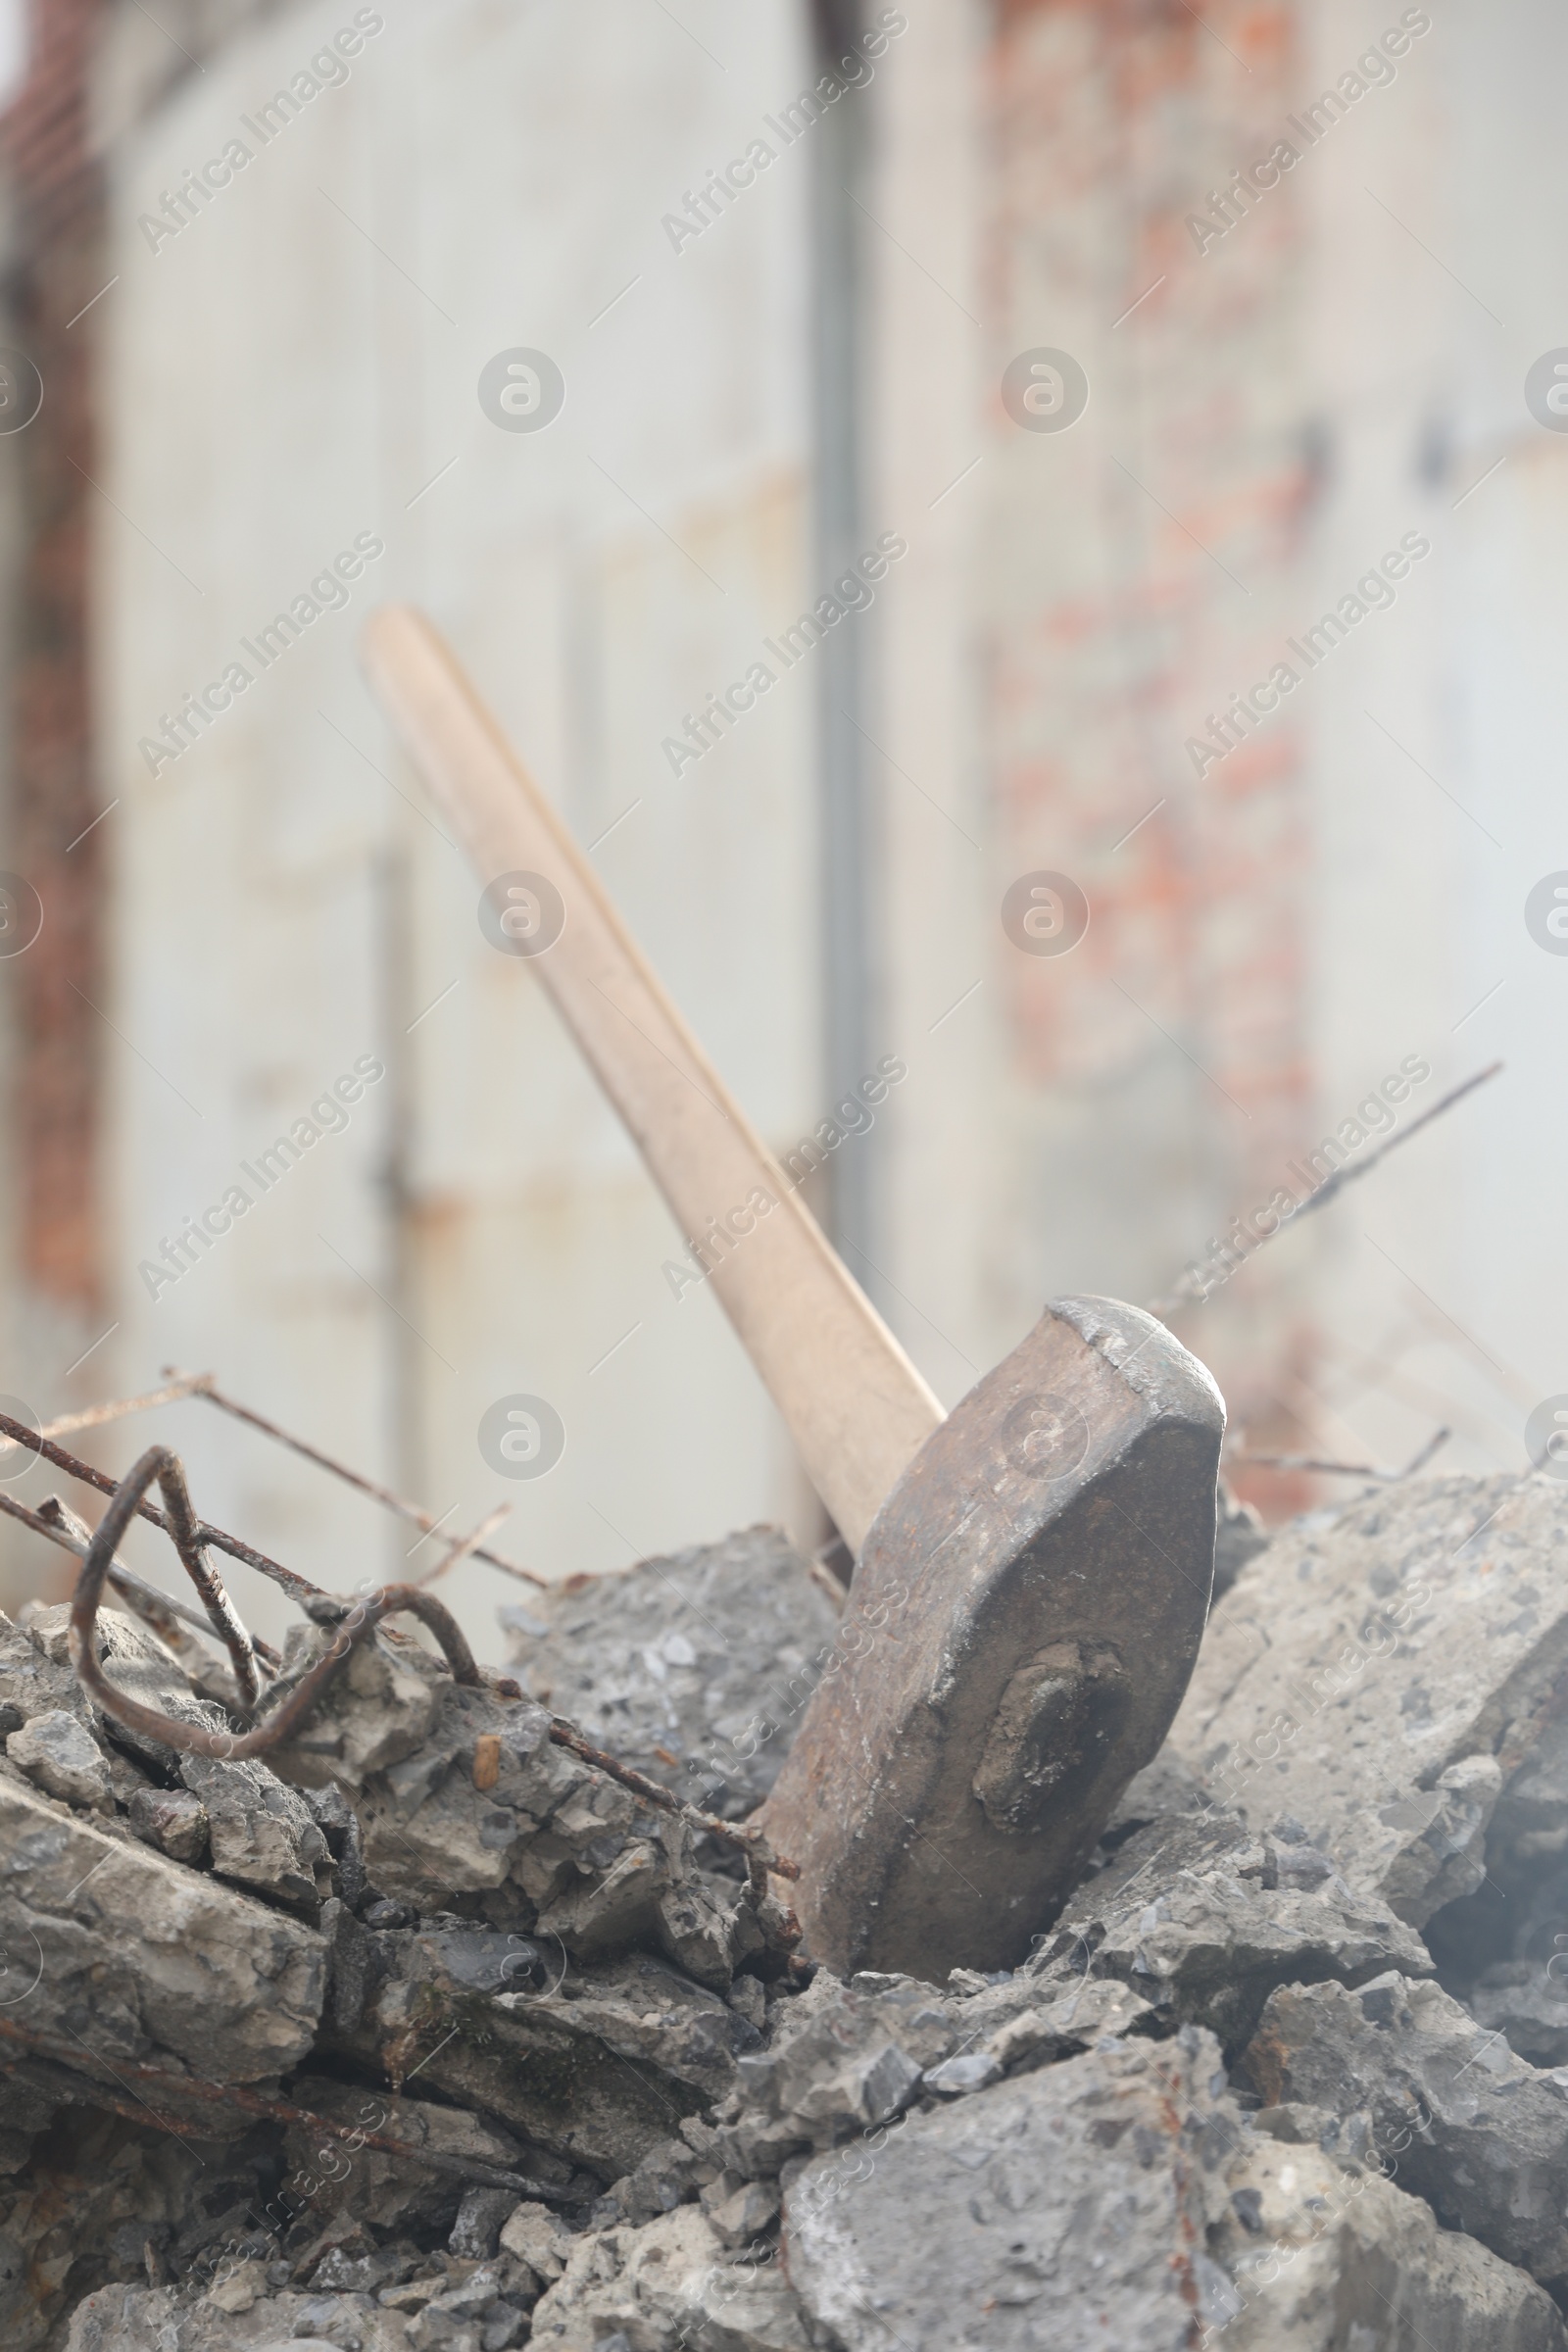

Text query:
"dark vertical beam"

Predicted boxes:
[[809, 0, 876, 1274]]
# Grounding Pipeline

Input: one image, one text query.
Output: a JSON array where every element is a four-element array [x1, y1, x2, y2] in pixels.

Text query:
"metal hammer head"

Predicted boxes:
[[756, 1297, 1224, 1980]]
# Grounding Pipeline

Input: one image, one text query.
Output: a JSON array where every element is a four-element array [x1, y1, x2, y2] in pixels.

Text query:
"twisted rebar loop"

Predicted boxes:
[[62, 1441, 798, 1878], [71, 1445, 482, 1760]]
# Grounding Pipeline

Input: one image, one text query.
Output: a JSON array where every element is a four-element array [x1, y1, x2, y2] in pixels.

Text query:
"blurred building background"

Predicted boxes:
[[0, 0, 1560, 1653]]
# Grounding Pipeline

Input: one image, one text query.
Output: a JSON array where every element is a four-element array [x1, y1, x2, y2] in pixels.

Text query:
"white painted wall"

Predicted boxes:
[[91, 0, 824, 1649], [1292, 0, 1568, 1481]]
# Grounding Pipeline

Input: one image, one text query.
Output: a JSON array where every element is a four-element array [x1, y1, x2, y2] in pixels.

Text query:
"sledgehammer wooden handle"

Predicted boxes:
[[361, 606, 942, 1553]]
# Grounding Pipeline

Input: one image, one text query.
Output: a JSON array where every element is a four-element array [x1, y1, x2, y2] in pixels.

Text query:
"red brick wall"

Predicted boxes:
[[985, 0, 1318, 1513], [2, 0, 106, 1314]]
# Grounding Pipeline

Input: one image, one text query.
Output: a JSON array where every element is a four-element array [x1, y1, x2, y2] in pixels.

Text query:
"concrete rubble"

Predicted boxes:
[[10, 1471, 1568, 2346]]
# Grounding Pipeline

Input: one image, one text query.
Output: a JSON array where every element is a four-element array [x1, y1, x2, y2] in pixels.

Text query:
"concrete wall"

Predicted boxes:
[[80, 0, 824, 1646]]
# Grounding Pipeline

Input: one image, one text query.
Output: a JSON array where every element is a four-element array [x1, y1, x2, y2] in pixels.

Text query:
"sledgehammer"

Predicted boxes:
[[361, 607, 1224, 1980]]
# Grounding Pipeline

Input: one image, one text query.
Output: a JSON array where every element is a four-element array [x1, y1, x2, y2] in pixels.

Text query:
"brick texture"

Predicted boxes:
[[985, 0, 1319, 1511], [2, 0, 107, 1313]]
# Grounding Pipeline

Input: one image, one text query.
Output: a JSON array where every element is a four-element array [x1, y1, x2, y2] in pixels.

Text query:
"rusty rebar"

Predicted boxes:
[[72, 1446, 481, 1758], [414, 1501, 512, 1588], [0, 1487, 278, 1666], [1231, 1425, 1451, 1484], [44, 1445, 263, 1710], [39, 1374, 209, 1443], [0, 1406, 321, 1605], [146, 1449, 262, 1709], [52, 1434, 799, 1878], [168, 1367, 549, 1588]]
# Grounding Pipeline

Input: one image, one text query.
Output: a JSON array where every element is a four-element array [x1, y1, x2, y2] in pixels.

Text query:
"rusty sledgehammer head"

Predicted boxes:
[[756, 1296, 1224, 1981]]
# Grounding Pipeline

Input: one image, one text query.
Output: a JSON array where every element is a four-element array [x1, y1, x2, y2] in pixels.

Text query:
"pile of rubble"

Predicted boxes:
[[7, 1473, 1568, 2350]]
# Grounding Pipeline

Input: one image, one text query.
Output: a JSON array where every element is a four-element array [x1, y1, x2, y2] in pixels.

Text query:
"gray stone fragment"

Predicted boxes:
[[502, 1525, 839, 1820], [498, 2201, 575, 2280], [6, 1710, 113, 1811], [337, 1931, 751, 2180], [0, 1611, 100, 1739], [1171, 1471, 1568, 1924], [264, 1622, 444, 1792], [1243, 1969, 1568, 2298], [270, 1659, 778, 1985], [125, 1786, 210, 1863], [448, 2188, 518, 2261], [1471, 1961, 1568, 2069], [1208, 2131, 1568, 2350], [318, 1895, 379, 2034], [19, 1603, 220, 1779], [782, 2023, 1568, 2352], [730, 1970, 956, 2149], [177, 1752, 330, 1909], [783, 2029, 1240, 2352], [62, 2280, 414, 2349], [527, 2205, 810, 2351], [1030, 1804, 1432, 2052], [1097, 1737, 1213, 1841], [0, 1772, 322, 2080], [700, 2175, 780, 2249], [278, 2080, 530, 2235], [1425, 1712, 1568, 2051]]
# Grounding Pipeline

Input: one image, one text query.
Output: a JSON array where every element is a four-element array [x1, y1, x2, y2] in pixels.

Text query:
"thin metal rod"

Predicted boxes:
[[167, 1367, 548, 1588], [0, 1488, 281, 1668], [147, 1449, 262, 1710], [1230, 1426, 1451, 1483], [0, 1407, 321, 1603], [40, 1374, 208, 1442], [1150, 1063, 1503, 1317], [1286, 1061, 1502, 1225], [415, 1501, 512, 1588]]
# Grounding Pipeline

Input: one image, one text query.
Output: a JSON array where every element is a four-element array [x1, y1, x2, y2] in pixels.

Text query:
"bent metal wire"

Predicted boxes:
[[71, 1444, 488, 1761], [56, 1437, 800, 1882]]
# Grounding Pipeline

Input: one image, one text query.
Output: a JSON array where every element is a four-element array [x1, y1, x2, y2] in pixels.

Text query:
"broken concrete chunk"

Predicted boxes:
[[264, 1621, 442, 1789], [783, 2028, 1241, 2352], [0, 1772, 323, 2080], [177, 1752, 329, 1909], [448, 2186, 519, 2260], [503, 1524, 840, 1820], [6, 1710, 114, 1811], [1470, 1961, 1568, 2069], [125, 1786, 209, 1864], [499, 2199, 576, 2279], [1209, 2129, 1568, 2350], [0, 1611, 95, 1733], [343, 1934, 751, 2182], [528, 2203, 810, 2352], [278, 2077, 530, 2235], [1171, 1472, 1568, 1925], [732, 1969, 956, 2151], [63, 2279, 416, 2349], [291, 1671, 780, 1984], [1029, 1804, 1432, 2053], [1242, 1970, 1568, 2298]]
